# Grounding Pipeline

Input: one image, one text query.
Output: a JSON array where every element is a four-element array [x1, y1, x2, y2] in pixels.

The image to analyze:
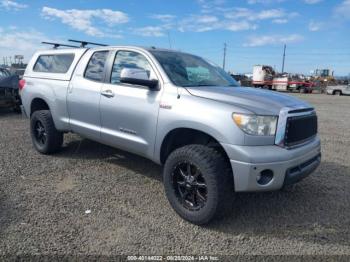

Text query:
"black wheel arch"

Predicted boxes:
[[30, 98, 50, 116], [333, 90, 342, 95], [160, 128, 231, 167]]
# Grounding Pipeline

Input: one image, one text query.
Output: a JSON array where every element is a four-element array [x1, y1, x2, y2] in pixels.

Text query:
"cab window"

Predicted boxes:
[[85, 51, 109, 82], [110, 51, 154, 84]]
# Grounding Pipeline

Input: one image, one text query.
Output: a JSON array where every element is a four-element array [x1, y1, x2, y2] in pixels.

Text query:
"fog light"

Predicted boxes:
[[257, 169, 274, 185]]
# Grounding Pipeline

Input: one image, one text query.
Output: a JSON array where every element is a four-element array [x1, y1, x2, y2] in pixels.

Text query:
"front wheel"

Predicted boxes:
[[163, 145, 233, 225], [30, 110, 63, 154]]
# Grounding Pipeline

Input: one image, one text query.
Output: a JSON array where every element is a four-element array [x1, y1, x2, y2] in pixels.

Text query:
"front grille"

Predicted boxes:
[[284, 114, 317, 147]]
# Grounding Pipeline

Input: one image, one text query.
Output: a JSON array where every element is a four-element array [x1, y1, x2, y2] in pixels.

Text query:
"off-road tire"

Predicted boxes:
[[30, 110, 63, 154], [163, 144, 233, 225]]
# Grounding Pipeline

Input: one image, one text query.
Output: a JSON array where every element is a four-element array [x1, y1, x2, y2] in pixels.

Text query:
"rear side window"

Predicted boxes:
[[84, 51, 109, 82], [33, 54, 75, 73]]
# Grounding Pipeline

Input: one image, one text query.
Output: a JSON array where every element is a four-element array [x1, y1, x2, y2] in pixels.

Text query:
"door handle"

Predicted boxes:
[[101, 89, 115, 98]]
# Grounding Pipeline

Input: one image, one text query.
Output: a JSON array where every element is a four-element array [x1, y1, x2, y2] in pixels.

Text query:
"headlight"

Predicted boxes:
[[232, 113, 278, 136]]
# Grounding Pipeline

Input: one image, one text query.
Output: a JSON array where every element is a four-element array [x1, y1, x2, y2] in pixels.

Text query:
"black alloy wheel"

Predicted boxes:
[[172, 162, 208, 211], [163, 144, 234, 225], [33, 120, 47, 146], [30, 110, 63, 154]]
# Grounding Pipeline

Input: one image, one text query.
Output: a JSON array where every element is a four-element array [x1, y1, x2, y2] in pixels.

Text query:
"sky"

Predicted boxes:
[[0, 0, 349, 75]]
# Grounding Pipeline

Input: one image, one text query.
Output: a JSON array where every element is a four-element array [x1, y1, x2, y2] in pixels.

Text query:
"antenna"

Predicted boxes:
[[68, 39, 107, 48], [42, 42, 79, 49]]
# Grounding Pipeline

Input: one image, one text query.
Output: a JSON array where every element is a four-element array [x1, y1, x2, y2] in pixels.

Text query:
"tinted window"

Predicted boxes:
[[111, 51, 152, 84], [151, 51, 238, 87], [85, 51, 109, 82], [33, 54, 74, 73]]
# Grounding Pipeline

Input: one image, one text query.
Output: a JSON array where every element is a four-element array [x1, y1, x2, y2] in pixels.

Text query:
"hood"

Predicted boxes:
[[185, 86, 311, 115]]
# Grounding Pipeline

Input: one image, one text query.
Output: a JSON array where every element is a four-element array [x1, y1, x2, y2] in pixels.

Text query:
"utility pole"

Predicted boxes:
[[223, 43, 227, 71], [281, 44, 286, 73]]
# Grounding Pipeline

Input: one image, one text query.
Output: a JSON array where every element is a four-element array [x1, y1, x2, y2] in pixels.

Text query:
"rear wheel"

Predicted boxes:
[[163, 145, 233, 225], [30, 110, 63, 154], [334, 90, 342, 96]]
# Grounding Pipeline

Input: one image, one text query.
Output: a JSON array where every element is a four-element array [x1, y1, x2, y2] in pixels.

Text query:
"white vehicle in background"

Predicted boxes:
[[252, 65, 312, 93], [252, 65, 275, 89], [272, 75, 289, 91], [273, 74, 312, 93], [326, 84, 350, 96]]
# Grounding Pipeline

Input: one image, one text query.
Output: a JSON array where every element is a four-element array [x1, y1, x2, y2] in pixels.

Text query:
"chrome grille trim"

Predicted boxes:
[[275, 106, 316, 148]]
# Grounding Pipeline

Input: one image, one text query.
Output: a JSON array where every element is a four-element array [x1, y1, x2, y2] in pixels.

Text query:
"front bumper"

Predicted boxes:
[[221, 137, 321, 192]]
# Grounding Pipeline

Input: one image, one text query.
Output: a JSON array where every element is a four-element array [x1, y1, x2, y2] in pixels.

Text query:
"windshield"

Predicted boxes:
[[150, 51, 239, 87]]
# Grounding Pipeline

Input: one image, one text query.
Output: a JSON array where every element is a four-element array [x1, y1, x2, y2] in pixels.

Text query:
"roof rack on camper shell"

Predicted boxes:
[[68, 39, 108, 48], [41, 42, 79, 49], [41, 39, 108, 49]]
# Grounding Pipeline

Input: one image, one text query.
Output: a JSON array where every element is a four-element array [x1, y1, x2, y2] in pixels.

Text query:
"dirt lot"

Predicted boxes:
[[0, 94, 349, 256]]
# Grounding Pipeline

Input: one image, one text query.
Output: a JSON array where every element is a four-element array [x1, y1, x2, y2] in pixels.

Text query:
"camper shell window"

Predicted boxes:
[[33, 54, 75, 74]]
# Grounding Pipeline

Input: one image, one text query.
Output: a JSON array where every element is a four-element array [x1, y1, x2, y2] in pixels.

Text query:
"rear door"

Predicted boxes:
[[67, 50, 109, 141], [99, 49, 163, 159]]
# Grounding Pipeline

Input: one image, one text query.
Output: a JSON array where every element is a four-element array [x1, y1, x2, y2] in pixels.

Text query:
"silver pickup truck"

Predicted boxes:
[[20, 44, 321, 224]]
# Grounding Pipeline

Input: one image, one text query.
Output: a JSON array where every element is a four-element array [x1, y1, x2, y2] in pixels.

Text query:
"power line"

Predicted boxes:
[[192, 51, 350, 60], [183, 44, 350, 55]]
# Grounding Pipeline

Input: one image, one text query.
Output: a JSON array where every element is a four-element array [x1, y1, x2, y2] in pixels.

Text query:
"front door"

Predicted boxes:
[[99, 50, 162, 159]]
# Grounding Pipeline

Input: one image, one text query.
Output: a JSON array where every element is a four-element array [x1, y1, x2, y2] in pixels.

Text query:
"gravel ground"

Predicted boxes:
[[0, 94, 349, 256]]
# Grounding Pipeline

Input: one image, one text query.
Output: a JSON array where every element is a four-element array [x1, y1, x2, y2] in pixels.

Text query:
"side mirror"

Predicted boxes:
[[120, 68, 159, 90]]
